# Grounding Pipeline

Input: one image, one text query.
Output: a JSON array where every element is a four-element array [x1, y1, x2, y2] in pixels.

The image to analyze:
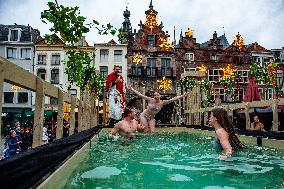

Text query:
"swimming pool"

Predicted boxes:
[[39, 128, 284, 189]]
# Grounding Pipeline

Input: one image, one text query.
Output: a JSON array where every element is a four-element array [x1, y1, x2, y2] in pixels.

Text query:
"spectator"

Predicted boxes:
[[4, 130, 22, 158], [42, 125, 48, 145], [21, 128, 33, 151], [251, 115, 265, 131], [63, 121, 70, 138]]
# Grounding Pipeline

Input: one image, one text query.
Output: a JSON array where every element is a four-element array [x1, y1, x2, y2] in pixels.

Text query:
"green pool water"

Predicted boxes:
[[64, 132, 284, 189]]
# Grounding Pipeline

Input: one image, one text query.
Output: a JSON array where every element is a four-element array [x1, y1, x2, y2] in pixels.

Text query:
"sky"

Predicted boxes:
[[0, 0, 284, 49]]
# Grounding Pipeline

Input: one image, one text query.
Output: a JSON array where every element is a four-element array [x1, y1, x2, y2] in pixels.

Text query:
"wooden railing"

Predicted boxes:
[[183, 97, 284, 131], [0, 56, 98, 147]]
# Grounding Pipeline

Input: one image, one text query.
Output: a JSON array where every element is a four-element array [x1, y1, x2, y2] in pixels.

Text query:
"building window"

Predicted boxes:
[[132, 66, 142, 76], [51, 69, 59, 84], [10, 29, 19, 41], [211, 55, 220, 62], [161, 58, 171, 76], [208, 69, 224, 82], [50, 97, 58, 105], [233, 88, 244, 102], [237, 70, 249, 83], [114, 50, 123, 62], [266, 88, 274, 100], [78, 39, 83, 47], [185, 53, 194, 61], [37, 69, 46, 80], [38, 54, 47, 65], [213, 88, 225, 102], [17, 92, 28, 103], [100, 66, 108, 78], [4, 92, 14, 103], [100, 49, 109, 63], [20, 48, 31, 59], [276, 70, 283, 87], [147, 58, 156, 76], [51, 54, 60, 65], [148, 35, 156, 46], [7, 48, 17, 59], [68, 89, 77, 96]]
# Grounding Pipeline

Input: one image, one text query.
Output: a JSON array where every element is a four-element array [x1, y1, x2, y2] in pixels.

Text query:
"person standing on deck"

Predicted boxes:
[[106, 65, 125, 127]]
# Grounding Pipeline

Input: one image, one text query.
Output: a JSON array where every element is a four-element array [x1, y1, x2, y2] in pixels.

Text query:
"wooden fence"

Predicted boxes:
[[183, 96, 284, 131], [0, 56, 98, 147]]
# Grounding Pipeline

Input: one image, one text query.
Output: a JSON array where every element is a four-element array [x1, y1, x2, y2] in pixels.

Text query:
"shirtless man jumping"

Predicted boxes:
[[109, 107, 145, 138]]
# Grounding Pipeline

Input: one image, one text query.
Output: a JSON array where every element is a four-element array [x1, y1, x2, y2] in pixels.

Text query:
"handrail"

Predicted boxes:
[[0, 56, 98, 148]]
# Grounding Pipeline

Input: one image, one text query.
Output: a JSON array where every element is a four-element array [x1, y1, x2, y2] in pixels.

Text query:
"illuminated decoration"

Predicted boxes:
[[11, 85, 22, 92], [250, 62, 271, 87], [201, 79, 212, 106], [220, 64, 237, 80], [178, 77, 196, 90], [232, 32, 245, 50], [132, 54, 143, 64], [197, 64, 207, 73], [159, 32, 174, 51], [185, 28, 193, 38], [267, 62, 278, 86], [157, 76, 172, 93], [144, 10, 159, 29]]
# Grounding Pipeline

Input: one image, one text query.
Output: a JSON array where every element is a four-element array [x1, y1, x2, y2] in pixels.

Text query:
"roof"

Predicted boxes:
[[0, 24, 41, 43], [35, 34, 65, 46], [200, 33, 229, 49]]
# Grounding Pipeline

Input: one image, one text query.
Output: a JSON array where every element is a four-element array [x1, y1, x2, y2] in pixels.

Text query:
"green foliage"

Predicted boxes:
[[41, 1, 123, 95], [250, 62, 271, 86], [219, 76, 235, 95], [200, 79, 212, 106], [178, 77, 196, 90]]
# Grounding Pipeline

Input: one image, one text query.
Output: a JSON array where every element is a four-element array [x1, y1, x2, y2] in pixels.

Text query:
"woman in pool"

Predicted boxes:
[[209, 108, 245, 160], [126, 84, 189, 132]]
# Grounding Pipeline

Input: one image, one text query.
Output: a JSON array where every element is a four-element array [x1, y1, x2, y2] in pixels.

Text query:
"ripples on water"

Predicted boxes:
[[65, 132, 284, 189]]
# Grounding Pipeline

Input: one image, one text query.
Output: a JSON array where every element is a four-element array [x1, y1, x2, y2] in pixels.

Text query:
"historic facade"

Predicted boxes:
[[122, 1, 177, 123], [0, 24, 41, 125]]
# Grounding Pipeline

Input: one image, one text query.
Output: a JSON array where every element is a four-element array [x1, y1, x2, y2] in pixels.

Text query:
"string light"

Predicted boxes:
[[144, 10, 159, 29], [159, 32, 174, 51], [232, 32, 245, 50], [157, 76, 172, 93], [221, 64, 237, 80], [197, 64, 208, 74], [11, 85, 22, 92], [185, 28, 193, 38], [132, 54, 143, 64]]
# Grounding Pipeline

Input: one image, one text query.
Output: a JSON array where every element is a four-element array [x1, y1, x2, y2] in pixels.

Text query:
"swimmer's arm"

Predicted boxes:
[[109, 123, 121, 137], [126, 84, 152, 101], [216, 129, 232, 159], [162, 92, 189, 105]]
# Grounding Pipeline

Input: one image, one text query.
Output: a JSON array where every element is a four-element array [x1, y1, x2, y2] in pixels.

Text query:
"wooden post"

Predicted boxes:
[[142, 87, 146, 111], [77, 98, 83, 132], [91, 95, 98, 127], [0, 62, 4, 143], [245, 103, 251, 130], [272, 99, 279, 131], [69, 96, 76, 135], [32, 78, 45, 147], [56, 89, 64, 139]]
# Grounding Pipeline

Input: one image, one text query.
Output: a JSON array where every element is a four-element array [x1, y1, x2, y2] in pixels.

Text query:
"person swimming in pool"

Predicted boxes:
[[209, 108, 246, 160], [109, 107, 145, 139], [126, 84, 189, 132]]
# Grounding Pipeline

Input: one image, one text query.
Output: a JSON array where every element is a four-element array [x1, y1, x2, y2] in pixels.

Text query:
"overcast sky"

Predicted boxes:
[[0, 0, 284, 49]]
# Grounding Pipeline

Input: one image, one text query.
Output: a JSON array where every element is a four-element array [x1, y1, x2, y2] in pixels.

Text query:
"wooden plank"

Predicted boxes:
[[32, 78, 45, 147], [56, 89, 64, 139], [0, 62, 4, 143], [69, 96, 76, 135], [245, 103, 251, 130], [77, 99, 83, 132], [272, 99, 279, 131], [1, 56, 36, 91]]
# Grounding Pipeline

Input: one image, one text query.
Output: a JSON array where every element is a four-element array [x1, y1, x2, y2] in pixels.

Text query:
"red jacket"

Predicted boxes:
[[106, 72, 125, 105]]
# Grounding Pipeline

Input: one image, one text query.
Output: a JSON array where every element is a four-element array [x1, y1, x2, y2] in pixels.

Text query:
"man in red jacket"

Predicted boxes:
[[105, 65, 125, 127]]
